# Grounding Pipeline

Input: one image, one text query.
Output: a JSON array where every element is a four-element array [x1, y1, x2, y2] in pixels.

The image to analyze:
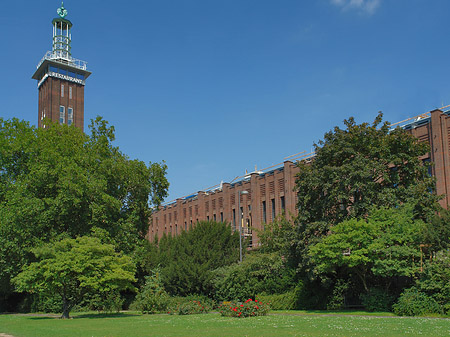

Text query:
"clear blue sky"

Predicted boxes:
[[2, 0, 450, 201]]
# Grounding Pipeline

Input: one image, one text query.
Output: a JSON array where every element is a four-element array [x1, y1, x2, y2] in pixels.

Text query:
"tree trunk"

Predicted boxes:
[[61, 298, 71, 319], [356, 269, 369, 293]]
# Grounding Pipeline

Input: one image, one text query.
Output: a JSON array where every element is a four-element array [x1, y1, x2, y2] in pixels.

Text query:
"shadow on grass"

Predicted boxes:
[[75, 312, 140, 319], [26, 312, 141, 320]]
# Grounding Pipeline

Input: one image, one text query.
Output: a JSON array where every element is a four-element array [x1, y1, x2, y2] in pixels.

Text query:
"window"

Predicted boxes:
[[262, 201, 267, 224], [69, 87, 72, 99], [281, 196, 285, 212], [220, 212, 223, 222], [207, 216, 209, 221], [271, 199, 276, 221], [232, 209, 236, 231], [68, 107, 73, 126], [59, 106, 65, 124], [240, 207, 244, 229], [61, 84, 64, 97], [423, 158, 432, 177], [213, 214, 216, 221], [184, 222, 187, 231]]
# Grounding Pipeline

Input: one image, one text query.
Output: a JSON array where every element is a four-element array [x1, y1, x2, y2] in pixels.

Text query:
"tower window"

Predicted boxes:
[[68, 107, 73, 126], [69, 87, 72, 99], [61, 84, 64, 97], [59, 106, 65, 124]]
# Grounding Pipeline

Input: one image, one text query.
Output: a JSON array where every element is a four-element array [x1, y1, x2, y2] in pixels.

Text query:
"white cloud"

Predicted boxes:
[[331, 0, 381, 15]]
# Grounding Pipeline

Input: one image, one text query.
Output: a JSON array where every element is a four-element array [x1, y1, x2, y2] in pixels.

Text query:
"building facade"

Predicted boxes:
[[150, 108, 450, 246], [32, 3, 91, 131]]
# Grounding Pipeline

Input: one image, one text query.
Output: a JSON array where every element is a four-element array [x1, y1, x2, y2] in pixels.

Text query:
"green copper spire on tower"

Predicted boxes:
[[57, 2, 68, 18]]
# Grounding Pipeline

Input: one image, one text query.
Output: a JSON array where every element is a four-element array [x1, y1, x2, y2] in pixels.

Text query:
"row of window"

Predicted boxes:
[[60, 106, 74, 126], [61, 84, 73, 99], [156, 195, 286, 236]]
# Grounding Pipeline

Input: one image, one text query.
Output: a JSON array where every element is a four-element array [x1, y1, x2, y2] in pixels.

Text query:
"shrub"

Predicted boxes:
[[219, 299, 270, 318], [295, 279, 329, 310], [360, 288, 394, 312], [392, 287, 442, 316], [256, 290, 297, 310], [168, 294, 216, 315], [169, 300, 210, 315], [415, 250, 450, 315], [212, 252, 295, 302], [326, 280, 349, 310], [82, 291, 124, 313], [131, 269, 171, 314]]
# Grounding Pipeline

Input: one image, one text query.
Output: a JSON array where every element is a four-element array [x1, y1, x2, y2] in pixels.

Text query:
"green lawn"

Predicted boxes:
[[1, 311, 449, 337]]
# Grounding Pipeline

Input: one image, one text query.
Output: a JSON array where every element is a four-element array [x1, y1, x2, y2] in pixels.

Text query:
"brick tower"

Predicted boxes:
[[32, 2, 91, 131]]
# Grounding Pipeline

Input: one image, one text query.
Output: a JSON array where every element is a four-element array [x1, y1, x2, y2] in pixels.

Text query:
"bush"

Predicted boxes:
[[326, 280, 349, 310], [256, 290, 297, 310], [82, 291, 124, 313], [360, 288, 394, 312], [392, 288, 442, 316], [18, 292, 62, 313], [219, 299, 270, 318], [212, 252, 295, 302], [169, 300, 210, 315], [167, 295, 214, 315], [415, 250, 450, 314], [131, 269, 171, 314], [295, 279, 329, 310]]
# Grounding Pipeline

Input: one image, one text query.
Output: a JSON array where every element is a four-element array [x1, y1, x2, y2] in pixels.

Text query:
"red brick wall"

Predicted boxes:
[[38, 77, 85, 131], [149, 109, 450, 244]]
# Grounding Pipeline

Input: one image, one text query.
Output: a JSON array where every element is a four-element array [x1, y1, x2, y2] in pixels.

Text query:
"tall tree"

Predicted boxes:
[[295, 112, 439, 226], [0, 117, 169, 302], [150, 221, 240, 297]]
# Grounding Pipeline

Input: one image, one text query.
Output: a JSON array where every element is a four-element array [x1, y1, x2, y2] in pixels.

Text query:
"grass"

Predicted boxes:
[[1, 311, 450, 337]]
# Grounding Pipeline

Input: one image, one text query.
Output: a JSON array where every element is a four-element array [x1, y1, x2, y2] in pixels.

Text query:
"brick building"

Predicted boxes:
[[150, 108, 450, 245], [32, 3, 91, 131]]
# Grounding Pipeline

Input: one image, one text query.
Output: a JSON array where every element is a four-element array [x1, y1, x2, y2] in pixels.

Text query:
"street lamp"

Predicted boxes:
[[238, 190, 249, 263]]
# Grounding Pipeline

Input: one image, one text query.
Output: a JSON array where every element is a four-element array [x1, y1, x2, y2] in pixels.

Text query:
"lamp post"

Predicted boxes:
[[238, 190, 249, 263]]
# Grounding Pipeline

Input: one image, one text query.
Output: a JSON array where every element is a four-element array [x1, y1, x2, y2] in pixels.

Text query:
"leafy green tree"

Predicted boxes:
[[309, 205, 429, 293], [295, 112, 439, 226], [13, 236, 136, 319], [0, 117, 169, 303]]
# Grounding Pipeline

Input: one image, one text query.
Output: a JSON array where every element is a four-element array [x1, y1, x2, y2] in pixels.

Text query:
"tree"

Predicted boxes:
[[0, 117, 169, 305], [148, 221, 240, 297], [13, 236, 136, 319], [295, 112, 439, 226], [309, 204, 431, 293]]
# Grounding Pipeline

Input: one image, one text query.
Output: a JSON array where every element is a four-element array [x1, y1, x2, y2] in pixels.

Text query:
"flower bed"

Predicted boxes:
[[219, 299, 270, 318]]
